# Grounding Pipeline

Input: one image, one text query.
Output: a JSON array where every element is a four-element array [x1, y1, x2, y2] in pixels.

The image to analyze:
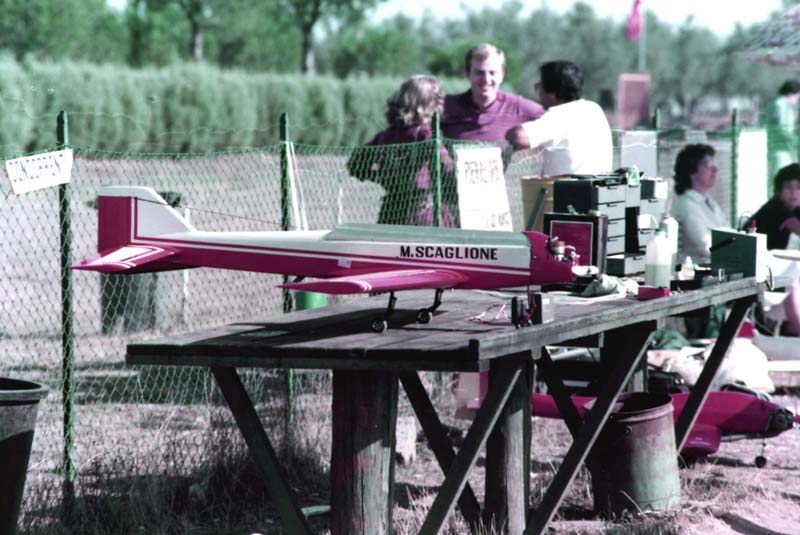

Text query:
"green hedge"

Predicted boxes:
[[0, 59, 463, 157]]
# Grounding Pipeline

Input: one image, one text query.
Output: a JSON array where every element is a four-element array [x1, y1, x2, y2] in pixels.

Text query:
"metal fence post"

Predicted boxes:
[[730, 108, 739, 227], [57, 110, 76, 518], [432, 111, 442, 227], [279, 113, 297, 435], [280, 113, 293, 314]]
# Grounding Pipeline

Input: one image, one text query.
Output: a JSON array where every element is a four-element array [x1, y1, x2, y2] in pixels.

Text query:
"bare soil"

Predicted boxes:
[[390, 372, 800, 535]]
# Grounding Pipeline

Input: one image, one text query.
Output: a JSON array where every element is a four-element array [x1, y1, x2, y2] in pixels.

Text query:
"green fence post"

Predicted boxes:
[[57, 110, 75, 518], [432, 111, 442, 227], [280, 113, 293, 314], [730, 108, 739, 227], [278, 113, 297, 439]]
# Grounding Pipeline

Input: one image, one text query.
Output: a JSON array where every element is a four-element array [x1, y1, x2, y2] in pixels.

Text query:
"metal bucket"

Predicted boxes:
[[587, 392, 680, 517], [0, 377, 49, 535]]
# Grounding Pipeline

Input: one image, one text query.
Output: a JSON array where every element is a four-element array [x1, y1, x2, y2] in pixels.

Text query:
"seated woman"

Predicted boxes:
[[671, 143, 727, 265], [748, 164, 800, 335], [347, 74, 455, 226], [670, 144, 729, 338]]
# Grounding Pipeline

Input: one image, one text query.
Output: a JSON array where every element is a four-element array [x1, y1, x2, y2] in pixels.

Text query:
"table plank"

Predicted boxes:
[[127, 279, 759, 371]]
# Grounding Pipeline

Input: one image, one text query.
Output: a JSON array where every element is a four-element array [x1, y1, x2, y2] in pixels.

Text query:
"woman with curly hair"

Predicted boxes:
[[671, 143, 728, 265], [347, 74, 455, 226]]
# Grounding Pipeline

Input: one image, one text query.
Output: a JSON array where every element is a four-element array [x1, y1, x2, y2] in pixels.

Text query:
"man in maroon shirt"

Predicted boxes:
[[441, 43, 544, 144]]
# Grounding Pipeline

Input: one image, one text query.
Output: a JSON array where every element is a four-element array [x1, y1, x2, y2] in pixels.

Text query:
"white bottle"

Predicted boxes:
[[678, 256, 695, 281], [645, 227, 672, 288], [661, 215, 679, 269]]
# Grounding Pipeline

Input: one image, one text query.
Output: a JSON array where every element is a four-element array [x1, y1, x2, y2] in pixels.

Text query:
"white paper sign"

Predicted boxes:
[[455, 146, 512, 230], [735, 128, 768, 222], [5, 149, 73, 195]]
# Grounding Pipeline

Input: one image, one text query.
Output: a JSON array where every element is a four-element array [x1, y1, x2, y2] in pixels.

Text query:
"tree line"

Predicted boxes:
[[0, 0, 798, 125]]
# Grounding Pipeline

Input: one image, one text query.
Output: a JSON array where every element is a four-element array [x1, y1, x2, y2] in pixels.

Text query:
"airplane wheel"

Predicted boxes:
[[416, 309, 432, 324], [755, 455, 767, 468], [371, 319, 388, 333]]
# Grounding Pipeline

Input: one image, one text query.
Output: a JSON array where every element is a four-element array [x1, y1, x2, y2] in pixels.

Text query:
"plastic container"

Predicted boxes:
[[645, 227, 672, 288], [0, 377, 49, 535], [661, 216, 679, 268], [678, 257, 695, 281], [587, 393, 681, 517]]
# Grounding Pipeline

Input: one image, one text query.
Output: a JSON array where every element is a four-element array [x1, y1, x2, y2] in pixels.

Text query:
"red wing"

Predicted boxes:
[[279, 269, 468, 295], [71, 245, 178, 273]]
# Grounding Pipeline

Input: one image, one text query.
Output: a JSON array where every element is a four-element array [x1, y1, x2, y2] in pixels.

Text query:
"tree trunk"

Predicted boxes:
[[300, 26, 313, 73], [190, 19, 203, 61]]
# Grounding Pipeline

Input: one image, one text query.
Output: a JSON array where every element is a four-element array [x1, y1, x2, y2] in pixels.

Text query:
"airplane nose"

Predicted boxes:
[[770, 408, 796, 432]]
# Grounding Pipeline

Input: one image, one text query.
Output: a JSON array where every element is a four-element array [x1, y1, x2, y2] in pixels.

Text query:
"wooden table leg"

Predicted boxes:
[[484, 356, 534, 535], [537, 348, 582, 437], [210, 367, 312, 535], [525, 321, 656, 535], [330, 370, 398, 535], [399, 372, 482, 530], [418, 361, 522, 535], [674, 297, 754, 451]]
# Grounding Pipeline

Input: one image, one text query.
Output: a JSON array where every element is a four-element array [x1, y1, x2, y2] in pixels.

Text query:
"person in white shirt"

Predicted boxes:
[[670, 144, 728, 265], [505, 60, 612, 175]]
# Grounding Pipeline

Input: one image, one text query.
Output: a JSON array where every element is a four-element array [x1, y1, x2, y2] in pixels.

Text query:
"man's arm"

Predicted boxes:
[[506, 125, 531, 150]]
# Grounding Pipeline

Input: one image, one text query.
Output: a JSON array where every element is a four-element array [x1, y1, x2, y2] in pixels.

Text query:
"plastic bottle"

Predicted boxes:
[[678, 256, 695, 281], [661, 215, 679, 269], [645, 226, 672, 288]]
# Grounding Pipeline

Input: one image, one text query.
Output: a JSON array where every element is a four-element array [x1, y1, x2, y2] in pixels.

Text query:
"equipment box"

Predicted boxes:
[[607, 253, 646, 276], [543, 212, 608, 273]]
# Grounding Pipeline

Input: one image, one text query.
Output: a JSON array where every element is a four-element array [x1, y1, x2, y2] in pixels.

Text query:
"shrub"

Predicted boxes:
[[6, 58, 463, 155]]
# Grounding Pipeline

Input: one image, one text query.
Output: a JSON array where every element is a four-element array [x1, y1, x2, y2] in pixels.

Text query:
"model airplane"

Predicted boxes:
[[531, 391, 799, 466], [72, 186, 588, 332]]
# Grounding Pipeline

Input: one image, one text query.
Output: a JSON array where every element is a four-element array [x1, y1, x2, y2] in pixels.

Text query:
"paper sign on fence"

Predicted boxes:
[[455, 145, 512, 231], [5, 149, 73, 195]]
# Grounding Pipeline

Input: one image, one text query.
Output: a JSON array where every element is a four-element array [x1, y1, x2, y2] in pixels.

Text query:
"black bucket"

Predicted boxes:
[[0, 377, 49, 535], [587, 392, 680, 517]]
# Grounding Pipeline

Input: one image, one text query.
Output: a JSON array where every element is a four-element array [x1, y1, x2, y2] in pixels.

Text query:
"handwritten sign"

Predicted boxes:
[[455, 146, 512, 230], [5, 149, 73, 195]]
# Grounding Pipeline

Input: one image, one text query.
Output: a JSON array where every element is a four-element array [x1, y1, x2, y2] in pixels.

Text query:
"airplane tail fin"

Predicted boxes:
[[96, 186, 194, 251], [73, 186, 194, 274]]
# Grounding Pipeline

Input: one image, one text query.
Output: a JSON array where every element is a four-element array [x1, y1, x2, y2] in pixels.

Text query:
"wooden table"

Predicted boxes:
[[126, 277, 759, 535]]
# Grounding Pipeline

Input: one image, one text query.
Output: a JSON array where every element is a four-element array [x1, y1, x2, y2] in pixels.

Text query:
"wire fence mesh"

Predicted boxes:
[[0, 119, 761, 533]]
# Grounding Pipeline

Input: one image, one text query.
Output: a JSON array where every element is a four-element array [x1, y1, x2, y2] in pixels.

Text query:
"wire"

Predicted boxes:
[[134, 196, 281, 226]]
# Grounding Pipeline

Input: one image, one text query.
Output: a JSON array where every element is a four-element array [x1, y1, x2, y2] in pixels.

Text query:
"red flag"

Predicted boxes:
[[626, 0, 643, 41]]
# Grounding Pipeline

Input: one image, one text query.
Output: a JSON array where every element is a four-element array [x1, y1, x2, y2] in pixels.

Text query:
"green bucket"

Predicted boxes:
[[587, 392, 681, 517], [294, 291, 328, 310], [0, 377, 49, 535]]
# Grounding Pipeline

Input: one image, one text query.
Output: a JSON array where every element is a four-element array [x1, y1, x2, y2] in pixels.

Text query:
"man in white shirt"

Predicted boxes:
[[506, 60, 612, 175]]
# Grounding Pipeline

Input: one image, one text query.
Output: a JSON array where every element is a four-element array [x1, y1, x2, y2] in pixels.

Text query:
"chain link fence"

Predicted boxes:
[[0, 117, 757, 533]]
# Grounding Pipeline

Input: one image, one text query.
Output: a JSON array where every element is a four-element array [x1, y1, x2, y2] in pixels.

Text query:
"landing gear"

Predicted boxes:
[[755, 440, 768, 468], [371, 292, 397, 333], [416, 309, 432, 324], [416, 289, 444, 325]]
